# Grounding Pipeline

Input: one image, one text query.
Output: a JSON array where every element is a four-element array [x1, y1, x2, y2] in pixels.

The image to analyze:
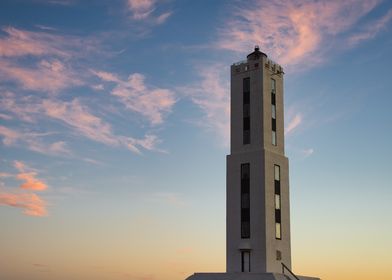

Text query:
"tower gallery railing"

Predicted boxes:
[[281, 262, 300, 280]]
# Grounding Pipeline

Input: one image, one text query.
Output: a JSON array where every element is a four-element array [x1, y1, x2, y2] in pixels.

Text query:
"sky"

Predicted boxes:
[[0, 0, 392, 279]]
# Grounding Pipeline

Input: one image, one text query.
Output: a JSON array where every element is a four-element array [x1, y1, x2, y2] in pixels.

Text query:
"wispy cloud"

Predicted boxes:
[[0, 59, 82, 93], [302, 148, 315, 157], [151, 192, 186, 207], [0, 26, 70, 58], [0, 92, 162, 154], [181, 65, 230, 146], [0, 125, 20, 145], [127, 0, 172, 25], [348, 9, 392, 46], [0, 125, 72, 157], [285, 113, 302, 135], [93, 70, 176, 125], [217, 0, 381, 67], [0, 192, 47, 216]]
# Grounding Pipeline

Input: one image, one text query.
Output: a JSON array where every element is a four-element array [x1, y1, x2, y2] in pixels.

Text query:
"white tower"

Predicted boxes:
[[186, 47, 320, 280], [226, 46, 291, 273]]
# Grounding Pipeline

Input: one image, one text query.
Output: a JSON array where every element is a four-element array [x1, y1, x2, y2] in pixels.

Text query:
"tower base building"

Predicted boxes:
[[186, 48, 320, 280]]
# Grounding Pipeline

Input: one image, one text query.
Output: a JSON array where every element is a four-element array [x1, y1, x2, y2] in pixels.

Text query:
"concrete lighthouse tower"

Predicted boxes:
[[226, 46, 290, 273], [186, 47, 320, 280]]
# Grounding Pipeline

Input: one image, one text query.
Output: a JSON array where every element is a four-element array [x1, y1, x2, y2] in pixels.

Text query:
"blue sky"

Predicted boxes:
[[0, 1, 392, 280]]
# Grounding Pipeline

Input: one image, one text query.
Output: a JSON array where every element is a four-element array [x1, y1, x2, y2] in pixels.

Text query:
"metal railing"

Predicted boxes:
[[281, 263, 300, 280]]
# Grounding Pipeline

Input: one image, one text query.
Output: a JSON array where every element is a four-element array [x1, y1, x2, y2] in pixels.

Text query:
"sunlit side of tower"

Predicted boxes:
[[226, 47, 291, 273]]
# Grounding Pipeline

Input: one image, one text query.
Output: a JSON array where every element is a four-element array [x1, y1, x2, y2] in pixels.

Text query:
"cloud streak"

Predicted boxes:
[[0, 92, 162, 154], [181, 65, 230, 146], [93, 70, 176, 125], [0, 26, 69, 58], [0, 59, 82, 93], [127, 0, 172, 24], [348, 8, 392, 46], [285, 113, 302, 135]]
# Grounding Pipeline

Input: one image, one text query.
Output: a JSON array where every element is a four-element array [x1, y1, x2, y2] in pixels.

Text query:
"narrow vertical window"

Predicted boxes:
[[243, 78, 250, 145], [241, 251, 251, 272], [274, 164, 281, 240], [271, 78, 277, 146], [275, 223, 281, 239], [241, 163, 250, 239], [272, 131, 276, 146]]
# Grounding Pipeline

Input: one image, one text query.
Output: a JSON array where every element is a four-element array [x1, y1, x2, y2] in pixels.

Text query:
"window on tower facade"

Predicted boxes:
[[241, 163, 250, 239], [243, 78, 250, 145], [271, 78, 277, 146], [274, 164, 281, 240]]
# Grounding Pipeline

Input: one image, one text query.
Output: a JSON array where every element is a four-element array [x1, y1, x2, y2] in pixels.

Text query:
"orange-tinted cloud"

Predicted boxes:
[[16, 172, 48, 191], [13, 160, 48, 191], [0, 192, 47, 216], [217, 0, 381, 67]]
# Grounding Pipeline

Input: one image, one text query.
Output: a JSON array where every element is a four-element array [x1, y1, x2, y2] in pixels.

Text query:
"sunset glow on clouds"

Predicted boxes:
[[1, 1, 392, 280], [0, 192, 47, 216], [0, 161, 48, 216], [218, 0, 392, 68]]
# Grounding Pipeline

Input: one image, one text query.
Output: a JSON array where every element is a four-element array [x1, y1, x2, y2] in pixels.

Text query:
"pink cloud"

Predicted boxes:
[[41, 98, 161, 153], [127, 0, 172, 24], [0, 113, 12, 120], [0, 125, 20, 145], [13, 160, 27, 172], [285, 114, 302, 135], [182, 65, 230, 146], [0, 192, 47, 216], [0, 124, 72, 156], [0, 92, 163, 154], [0, 59, 82, 93], [91, 70, 120, 83], [127, 0, 156, 20], [217, 0, 381, 67], [0, 27, 69, 58], [93, 71, 176, 125]]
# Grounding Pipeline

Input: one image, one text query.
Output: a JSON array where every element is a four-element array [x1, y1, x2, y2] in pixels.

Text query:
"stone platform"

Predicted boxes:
[[186, 273, 320, 280]]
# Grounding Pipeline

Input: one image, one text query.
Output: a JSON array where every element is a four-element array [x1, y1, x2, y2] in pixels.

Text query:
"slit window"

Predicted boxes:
[[241, 163, 250, 239], [243, 78, 250, 145]]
